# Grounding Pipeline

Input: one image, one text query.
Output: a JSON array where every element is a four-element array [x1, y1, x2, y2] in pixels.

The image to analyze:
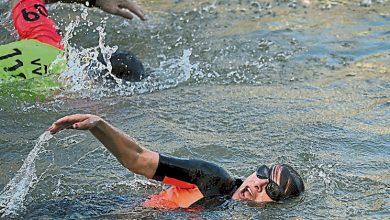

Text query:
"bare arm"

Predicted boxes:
[[10, 0, 146, 20], [48, 114, 159, 178]]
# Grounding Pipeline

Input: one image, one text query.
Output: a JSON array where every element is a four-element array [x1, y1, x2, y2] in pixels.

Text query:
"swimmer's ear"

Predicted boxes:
[[110, 50, 146, 82]]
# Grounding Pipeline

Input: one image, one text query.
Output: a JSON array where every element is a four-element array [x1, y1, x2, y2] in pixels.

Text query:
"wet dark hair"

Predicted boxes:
[[109, 50, 146, 82], [97, 50, 146, 82], [274, 164, 305, 200]]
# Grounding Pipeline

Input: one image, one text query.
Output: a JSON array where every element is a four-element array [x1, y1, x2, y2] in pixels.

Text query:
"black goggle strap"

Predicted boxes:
[[257, 165, 281, 200], [258, 165, 291, 200], [267, 165, 282, 200]]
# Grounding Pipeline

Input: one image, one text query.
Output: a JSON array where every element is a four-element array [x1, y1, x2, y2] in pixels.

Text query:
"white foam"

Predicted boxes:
[[54, 18, 200, 100]]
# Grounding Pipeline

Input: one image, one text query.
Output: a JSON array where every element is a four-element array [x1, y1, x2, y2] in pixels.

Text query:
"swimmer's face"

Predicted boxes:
[[232, 165, 284, 203]]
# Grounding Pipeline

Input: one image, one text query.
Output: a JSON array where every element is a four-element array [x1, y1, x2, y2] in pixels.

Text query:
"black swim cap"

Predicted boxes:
[[273, 164, 305, 200], [109, 50, 146, 82]]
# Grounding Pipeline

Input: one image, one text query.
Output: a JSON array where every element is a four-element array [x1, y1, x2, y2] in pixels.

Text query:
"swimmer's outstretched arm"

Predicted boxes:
[[48, 114, 159, 178], [10, 0, 146, 20]]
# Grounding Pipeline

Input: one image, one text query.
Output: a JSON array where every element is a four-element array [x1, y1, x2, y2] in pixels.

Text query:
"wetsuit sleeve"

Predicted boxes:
[[12, 0, 63, 50], [153, 154, 237, 197]]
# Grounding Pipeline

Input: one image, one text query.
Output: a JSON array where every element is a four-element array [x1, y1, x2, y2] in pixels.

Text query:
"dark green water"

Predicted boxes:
[[0, 0, 389, 219]]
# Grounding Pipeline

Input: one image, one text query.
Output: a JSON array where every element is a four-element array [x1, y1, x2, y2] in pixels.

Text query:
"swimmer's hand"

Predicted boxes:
[[48, 114, 102, 134], [95, 0, 146, 20]]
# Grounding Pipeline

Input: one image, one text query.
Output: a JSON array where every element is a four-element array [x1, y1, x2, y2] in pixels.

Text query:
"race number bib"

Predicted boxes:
[[0, 40, 65, 80]]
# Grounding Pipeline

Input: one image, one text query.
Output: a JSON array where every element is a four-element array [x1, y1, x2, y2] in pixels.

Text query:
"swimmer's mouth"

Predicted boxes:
[[241, 186, 254, 199]]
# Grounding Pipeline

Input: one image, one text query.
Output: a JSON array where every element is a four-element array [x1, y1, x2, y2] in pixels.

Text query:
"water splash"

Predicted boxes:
[[60, 41, 198, 99], [50, 11, 201, 100], [0, 2, 18, 41], [0, 131, 53, 217], [59, 22, 119, 98]]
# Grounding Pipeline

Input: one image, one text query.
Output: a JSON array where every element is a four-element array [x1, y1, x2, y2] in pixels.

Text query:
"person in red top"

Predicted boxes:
[[49, 114, 305, 209], [1, 0, 146, 83]]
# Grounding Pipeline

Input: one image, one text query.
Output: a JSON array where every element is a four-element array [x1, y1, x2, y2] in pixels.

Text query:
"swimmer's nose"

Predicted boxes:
[[253, 178, 269, 192]]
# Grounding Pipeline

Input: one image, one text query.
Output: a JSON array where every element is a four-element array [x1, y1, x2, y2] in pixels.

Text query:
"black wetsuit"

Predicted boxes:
[[152, 154, 243, 207]]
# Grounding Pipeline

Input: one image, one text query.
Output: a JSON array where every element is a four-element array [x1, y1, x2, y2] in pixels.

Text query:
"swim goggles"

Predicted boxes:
[[256, 165, 283, 201]]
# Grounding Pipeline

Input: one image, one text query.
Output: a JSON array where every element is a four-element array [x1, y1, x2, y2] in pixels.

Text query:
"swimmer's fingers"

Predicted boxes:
[[48, 114, 86, 134], [107, 7, 135, 20], [96, 0, 146, 20], [48, 114, 99, 134], [120, 1, 146, 20]]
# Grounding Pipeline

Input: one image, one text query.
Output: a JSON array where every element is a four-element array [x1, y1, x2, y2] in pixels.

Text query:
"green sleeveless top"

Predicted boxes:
[[0, 39, 67, 100]]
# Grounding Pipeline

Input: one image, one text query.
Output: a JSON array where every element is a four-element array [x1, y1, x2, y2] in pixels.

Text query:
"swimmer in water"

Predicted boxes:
[[0, 0, 146, 84], [49, 114, 305, 209]]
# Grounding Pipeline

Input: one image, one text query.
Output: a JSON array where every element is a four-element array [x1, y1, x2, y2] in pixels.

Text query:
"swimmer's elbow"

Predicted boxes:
[[121, 149, 159, 179]]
